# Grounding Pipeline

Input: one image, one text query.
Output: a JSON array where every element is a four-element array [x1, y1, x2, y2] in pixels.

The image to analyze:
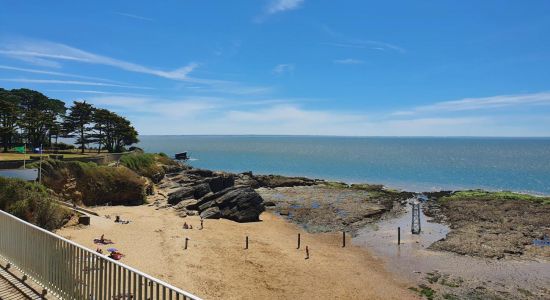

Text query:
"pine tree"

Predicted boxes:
[[64, 101, 94, 153]]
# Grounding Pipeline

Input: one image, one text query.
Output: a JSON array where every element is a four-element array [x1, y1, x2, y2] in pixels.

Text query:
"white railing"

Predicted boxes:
[[0, 209, 202, 300]]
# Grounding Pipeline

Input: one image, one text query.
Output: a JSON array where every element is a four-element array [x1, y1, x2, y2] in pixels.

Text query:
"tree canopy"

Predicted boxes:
[[0, 88, 139, 153]]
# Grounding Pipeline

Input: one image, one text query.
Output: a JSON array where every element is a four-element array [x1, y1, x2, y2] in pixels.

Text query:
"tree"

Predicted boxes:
[[94, 110, 139, 153], [64, 101, 94, 153], [0, 88, 21, 152]]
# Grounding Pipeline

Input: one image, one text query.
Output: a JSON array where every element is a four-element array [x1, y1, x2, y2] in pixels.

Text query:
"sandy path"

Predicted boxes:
[[57, 205, 416, 300]]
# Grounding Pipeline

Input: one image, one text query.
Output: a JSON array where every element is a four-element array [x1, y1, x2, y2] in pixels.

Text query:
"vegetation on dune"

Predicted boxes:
[[120, 152, 178, 183], [0, 177, 71, 230], [441, 190, 550, 205], [35, 159, 147, 206]]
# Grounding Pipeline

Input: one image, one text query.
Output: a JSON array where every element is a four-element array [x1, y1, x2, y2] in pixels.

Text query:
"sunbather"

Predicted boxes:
[[94, 234, 114, 244], [183, 222, 189, 229]]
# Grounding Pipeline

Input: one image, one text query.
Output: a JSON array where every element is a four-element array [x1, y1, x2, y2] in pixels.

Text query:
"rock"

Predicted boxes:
[[253, 174, 319, 188], [264, 201, 276, 207], [212, 187, 265, 222], [173, 199, 199, 210], [167, 183, 211, 204], [200, 207, 221, 219], [185, 168, 214, 177], [205, 175, 235, 193]]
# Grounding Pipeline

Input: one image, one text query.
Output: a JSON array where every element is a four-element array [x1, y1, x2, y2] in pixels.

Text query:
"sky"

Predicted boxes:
[[1, 0, 550, 136]]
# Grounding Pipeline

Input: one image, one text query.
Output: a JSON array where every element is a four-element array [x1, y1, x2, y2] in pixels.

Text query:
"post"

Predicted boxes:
[[245, 236, 249, 250], [398, 227, 401, 245], [184, 237, 189, 250], [342, 231, 346, 248], [297, 233, 301, 249], [23, 143, 26, 169], [38, 144, 43, 184], [305, 246, 309, 260]]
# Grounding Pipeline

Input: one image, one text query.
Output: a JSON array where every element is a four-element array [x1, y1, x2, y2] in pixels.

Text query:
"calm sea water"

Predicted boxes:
[[138, 136, 550, 195]]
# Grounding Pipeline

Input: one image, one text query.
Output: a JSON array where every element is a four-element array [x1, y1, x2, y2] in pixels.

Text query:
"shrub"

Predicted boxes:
[[52, 142, 76, 150], [0, 177, 71, 230], [120, 153, 172, 183]]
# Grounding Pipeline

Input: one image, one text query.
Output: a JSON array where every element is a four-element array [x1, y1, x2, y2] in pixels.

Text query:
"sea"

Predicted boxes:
[[137, 136, 550, 195]]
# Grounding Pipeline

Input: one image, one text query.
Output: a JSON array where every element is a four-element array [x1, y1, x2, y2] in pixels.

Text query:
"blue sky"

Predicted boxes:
[[1, 0, 550, 136]]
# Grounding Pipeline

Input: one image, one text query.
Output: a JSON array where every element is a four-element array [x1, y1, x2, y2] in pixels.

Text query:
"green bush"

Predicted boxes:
[[0, 177, 71, 230], [37, 160, 147, 206], [120, 153, 173, 182]]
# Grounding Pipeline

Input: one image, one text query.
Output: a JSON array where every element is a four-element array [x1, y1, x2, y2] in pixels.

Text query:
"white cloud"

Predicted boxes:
[[272, 64, 294, 75], [334, 58, 364, 65], [0, 78, 153, 89], [267, 0, 305, 14], [393, 92, 550, 116], [0, 38, 197, 80], [114, 12, 153, 22]]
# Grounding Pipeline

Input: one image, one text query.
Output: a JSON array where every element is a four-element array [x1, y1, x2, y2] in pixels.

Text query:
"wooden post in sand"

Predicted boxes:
[[342, 231, 346, 248], [397, 227, 401, 245], [297, 233, 301, 249], [184, 237, 189, 250], [245, 236, 249, 250], [305, 246, 309, 260]]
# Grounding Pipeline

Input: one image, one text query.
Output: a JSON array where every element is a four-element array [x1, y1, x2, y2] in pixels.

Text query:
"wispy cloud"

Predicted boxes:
[[0, 38, 271, 95], [322, 26, 405, 53], [113, 12, 153, 22], [267, 0, 305, 14], [0, 78, 153, 89], [272, 63, 295, 75], [334, 58, 364, 65], [0, 64, 119, 83], [393, 92, 550, 116], [0, 38, 197, 80]]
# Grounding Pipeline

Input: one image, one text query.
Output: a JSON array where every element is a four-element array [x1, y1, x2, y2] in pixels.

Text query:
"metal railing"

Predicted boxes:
[[0, 209, 202, 300]]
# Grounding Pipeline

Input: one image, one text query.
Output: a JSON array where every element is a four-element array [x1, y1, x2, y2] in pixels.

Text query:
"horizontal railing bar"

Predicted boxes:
[[0, 209, 202, 300]]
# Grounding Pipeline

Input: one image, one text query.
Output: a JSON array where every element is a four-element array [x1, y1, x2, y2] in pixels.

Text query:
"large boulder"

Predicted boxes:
[[200, 207, 221, 219], [167, 183, 211, 204], [197, 186, 265, 222], [205, 174, 235, 193]]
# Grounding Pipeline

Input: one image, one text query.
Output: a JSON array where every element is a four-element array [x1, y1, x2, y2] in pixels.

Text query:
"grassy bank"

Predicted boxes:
[[34, 160, 147, 206], [120, 152, 177, 183], [0, 177, 71, 230]]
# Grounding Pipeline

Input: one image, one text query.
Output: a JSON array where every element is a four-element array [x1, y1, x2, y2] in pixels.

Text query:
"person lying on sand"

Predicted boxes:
[[94, 234, 114, 245], [114, 215, 130, 224]]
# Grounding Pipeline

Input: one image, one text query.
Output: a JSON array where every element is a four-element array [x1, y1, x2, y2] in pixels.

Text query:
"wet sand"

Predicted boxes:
[[57, 205, 417, 300], [354, 205, 550, 298]]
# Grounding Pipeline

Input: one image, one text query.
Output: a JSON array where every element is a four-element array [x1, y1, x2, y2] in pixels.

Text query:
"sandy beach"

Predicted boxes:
[[57, 204, 416, 300]]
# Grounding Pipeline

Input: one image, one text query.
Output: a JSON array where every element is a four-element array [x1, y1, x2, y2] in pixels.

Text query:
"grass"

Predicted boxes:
[[0, 153, 95, 161], [441, 189, 550, 205], [409, 285, 436, 300], [0, 177, 71, 230], [119, 153, 171, 182]]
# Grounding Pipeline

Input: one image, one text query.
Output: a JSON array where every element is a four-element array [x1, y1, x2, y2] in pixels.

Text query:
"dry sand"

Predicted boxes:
[[57, 205, 417, 300]]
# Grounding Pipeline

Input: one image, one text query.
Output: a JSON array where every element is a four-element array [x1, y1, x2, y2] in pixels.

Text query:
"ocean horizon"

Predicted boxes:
[[137, 135, 550, 195]]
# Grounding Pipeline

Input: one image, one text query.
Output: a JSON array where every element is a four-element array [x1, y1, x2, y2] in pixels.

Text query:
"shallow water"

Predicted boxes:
[[138, 135, 550, 195], [353, 203, 550, 295]]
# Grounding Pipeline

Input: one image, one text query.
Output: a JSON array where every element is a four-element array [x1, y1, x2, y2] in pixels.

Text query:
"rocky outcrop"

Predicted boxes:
[[195, 186, 265, 222], [235, 172, 322, 188], [165, 168, 265, 222]]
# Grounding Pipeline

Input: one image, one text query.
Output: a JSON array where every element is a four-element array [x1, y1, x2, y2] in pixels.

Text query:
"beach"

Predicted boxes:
[[57, 204, 417, 300]]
